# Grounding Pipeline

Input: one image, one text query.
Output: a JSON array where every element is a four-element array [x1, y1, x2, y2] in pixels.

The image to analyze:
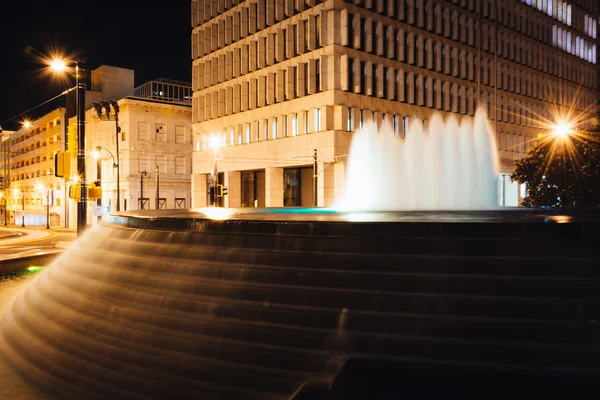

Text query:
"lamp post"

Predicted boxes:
[[155, 165, 160, 209], [92, 150, 102, 222], [140, 170, 148, 210], [50, 59, 87, 236], [0, 193, 5, 226], [92, 100, 121, 211], [95, 146, 118, 214], [36, 184, 50, 229]]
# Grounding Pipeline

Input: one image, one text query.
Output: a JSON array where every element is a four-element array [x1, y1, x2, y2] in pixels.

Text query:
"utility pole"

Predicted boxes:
[[96, 157, 102, 222], [76, 61, 87, 235], [21, 190, 25, 227], [45, 190, 50, 229], [313, 148, 318, 207], [155, 165, 160, 209]]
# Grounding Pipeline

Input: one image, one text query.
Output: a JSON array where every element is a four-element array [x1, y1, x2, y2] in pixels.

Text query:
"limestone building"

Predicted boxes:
[[191, 0, 599, 208], [84, 78, 193, 226]]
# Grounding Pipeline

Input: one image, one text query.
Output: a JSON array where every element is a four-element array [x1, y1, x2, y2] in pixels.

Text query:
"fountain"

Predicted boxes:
[[1, 108, 600, 400], [335, 108, 499, 211]]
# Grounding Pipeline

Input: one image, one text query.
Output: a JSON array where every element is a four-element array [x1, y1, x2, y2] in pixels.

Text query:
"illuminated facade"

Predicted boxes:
[[191, 0, 599, 208], [84, 95, 192, 225], [3, 109, 67, 227]]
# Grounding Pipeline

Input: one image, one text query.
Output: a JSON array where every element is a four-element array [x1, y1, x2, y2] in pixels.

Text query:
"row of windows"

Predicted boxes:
[[192, 13, 323, 90], [553, 25, 597, 63], [522, 0, 572, 26], [136, 122, 189, 144], [137, 155, 188, 175], [191, 0, 323, 28], [343, 10, 595, 89], [192, 0, 323, 57], [195, 106, 535, 162], [345, 55, 594, 115]]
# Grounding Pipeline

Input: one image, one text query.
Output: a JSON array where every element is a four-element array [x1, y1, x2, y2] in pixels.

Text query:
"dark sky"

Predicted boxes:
[[0, 0, 191, 131]]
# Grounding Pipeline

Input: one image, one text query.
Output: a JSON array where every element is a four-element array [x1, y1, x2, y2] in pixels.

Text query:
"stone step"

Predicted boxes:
[[97, 235, 600, 278], [50, 256, 600, 347], [64, 243, 600, 321]]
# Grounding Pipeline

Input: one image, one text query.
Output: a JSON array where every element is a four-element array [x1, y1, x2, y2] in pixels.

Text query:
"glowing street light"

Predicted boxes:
[[553, 121, 573, 140], [49, 59, 67, 72]]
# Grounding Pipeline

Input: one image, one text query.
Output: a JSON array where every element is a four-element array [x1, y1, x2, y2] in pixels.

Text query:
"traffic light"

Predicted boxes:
[[0, 176, 4, 189], [55, 151, 72, 178], [88, 180, 102, 200], [217, 185, 228, 197], [68, 182, 102, 200], [67, 124, 77, 153]]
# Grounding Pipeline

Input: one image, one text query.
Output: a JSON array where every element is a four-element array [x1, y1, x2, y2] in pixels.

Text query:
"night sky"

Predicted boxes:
[[0, 0, 191, 131]]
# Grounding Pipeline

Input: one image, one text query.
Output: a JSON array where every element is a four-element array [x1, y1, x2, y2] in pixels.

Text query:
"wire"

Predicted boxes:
[[0, 87, 75, 128]]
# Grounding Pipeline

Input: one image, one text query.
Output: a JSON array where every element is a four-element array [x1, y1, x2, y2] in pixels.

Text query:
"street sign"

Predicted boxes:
[[93, 206, 104, 217]]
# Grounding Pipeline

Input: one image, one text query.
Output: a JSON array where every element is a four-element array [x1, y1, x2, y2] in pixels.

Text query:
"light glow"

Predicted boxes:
[[49, 59, 67, 72], [553, 122, 573, 139]]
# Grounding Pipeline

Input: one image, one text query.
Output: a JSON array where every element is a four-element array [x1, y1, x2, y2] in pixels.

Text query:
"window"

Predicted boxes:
[[175, 125, 186, 144], [314, 108, 321, 132], [393, 115, 400, 137], [245, 123, 251, 143], [138, 122, 150, 141], [271, 119, 278, 139], [402, 116, 409, 138], [155, 123, 166, 142], [292, 114, 298, 136], [175, 156, 186, 175], [347, 108, 354, 131]]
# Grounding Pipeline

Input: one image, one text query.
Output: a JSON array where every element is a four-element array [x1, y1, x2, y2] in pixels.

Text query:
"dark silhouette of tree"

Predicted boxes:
[[510, 129, 600, 208]]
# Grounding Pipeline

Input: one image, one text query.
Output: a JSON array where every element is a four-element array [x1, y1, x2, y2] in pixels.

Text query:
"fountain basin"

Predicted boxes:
[[1, 208, 600, 399]]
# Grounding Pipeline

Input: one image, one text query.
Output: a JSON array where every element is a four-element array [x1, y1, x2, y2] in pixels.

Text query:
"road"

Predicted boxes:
[[0, 227, 76, 263]]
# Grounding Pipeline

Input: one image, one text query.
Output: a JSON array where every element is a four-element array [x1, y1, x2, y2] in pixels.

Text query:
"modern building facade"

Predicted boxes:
[[190, 0, 599, 208]]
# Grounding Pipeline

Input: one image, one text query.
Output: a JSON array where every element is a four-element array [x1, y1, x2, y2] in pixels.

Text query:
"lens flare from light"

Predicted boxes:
[[49, 59, 67, 72], [553, 122, 572, 139]]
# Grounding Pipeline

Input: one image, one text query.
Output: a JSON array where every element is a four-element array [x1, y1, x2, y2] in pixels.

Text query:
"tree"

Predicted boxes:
[[510, 129, 600, 208]]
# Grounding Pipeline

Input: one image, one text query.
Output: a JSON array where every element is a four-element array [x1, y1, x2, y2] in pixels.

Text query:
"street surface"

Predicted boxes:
[[0, 227, 76, 262]]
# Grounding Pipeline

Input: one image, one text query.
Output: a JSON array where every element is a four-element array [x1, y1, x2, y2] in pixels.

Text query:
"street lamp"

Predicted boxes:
[[552, 121, 573, 140], [36, 183, 50, 229], [140, 171, 148, 210], [50, 58, 87, 236], [95, 146, 119, 214], [92, 100, 121, 211]]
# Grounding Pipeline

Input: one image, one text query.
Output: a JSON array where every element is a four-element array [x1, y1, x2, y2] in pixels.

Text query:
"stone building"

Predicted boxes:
[[190, 0, 599, 208], [84, 80, 193, 225]]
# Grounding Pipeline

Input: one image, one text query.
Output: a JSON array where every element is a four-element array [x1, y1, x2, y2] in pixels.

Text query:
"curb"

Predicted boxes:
[[0, 253, 63, 274]]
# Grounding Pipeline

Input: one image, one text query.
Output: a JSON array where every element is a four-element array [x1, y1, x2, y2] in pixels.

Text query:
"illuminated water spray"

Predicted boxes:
[[335, 107, 499, 211]]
